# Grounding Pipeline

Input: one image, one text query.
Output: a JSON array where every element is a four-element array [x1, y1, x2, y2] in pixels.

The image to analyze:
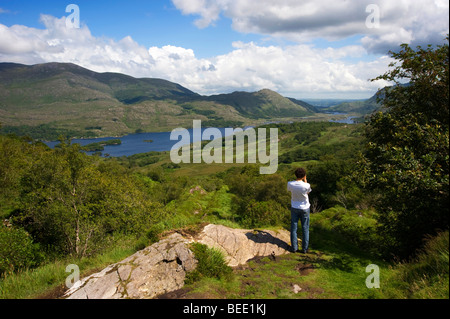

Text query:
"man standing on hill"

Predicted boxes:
[[287, 168, 312, 254]]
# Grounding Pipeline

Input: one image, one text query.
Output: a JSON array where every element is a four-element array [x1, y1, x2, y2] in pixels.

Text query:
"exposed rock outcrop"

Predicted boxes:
[[64, 233, 196, 299], [197, 224, 290, 267], [63, 224, 292, 299]]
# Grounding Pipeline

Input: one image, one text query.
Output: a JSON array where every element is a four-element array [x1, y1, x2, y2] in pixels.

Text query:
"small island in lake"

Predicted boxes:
[[81, 139, 122, 152]]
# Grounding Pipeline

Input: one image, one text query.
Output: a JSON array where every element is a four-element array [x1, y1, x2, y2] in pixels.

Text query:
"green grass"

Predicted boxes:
[[1, 120, 447, 300], [390, 230, 449, 299], [178, 237, 447, 299], [179, 248, 391, 299], [177, 222, 389, 299], [0, 234, 139, 299], [185, 243, 233, 285], [175, 209, 448, 300], [2, 199, 447, 299]]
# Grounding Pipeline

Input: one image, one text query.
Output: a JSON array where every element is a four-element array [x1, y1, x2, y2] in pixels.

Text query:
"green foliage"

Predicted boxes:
[[240, 200, 289, 228], [81, 139, 121, 152], [360, 37, 449, 259], [265, 121, 366, 211], [307, 160, 356, 209], [281, 140, 361, 163], [161, 162, 181, 169], [0, 233, 139, 299], [0, 124, 90, 141], [2, 136, 155, 259], [225, 166, 291, 228], [185, 243, 233, 284], [2, 43, 448, 297], [0, 226, 43, 275], [144, 173, 191, 205], [394, 231, 449, 298], [119, 151, 161, 168], [277, 122, 364, 164], [202, 119, 245, 128], [311, 207, 381, 256], [145, 223, 166, 244], [205, 89, 313, 119]]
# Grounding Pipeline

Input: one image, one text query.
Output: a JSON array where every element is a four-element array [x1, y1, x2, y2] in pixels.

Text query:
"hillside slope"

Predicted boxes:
[[0, 62, 198, 106], [328, 93, 381, 115], [0, 62, 316, 138], [204, 89, 314, 119]]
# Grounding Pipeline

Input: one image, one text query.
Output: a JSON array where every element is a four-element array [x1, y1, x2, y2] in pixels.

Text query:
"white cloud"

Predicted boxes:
[[171, 0, 449, 54], [0, 15, 155, 75], [150, 41, 391, 98], [0, 14, 392, 99], [171, 0, 223, 28]]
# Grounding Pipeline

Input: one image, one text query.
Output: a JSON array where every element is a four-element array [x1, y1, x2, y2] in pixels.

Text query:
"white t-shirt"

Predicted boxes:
[[287, 180, 312, 210]]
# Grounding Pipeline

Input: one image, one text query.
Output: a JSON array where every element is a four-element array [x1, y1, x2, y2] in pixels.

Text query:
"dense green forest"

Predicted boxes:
[[0, 39, 448, 299]]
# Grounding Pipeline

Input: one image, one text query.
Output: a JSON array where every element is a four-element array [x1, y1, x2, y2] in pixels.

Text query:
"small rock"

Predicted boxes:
[[293, 284, 302, 294]]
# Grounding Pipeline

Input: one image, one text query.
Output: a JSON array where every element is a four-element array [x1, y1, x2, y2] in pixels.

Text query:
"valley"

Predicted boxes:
[[0, 62, 377, 140]]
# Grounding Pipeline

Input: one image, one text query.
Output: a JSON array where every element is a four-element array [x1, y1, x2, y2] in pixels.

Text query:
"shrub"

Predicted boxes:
[[311, 206, 381, 255], [225, 166, 291, 228], [15, 142, 155, 258], [240, 200, 289, 228], [395, 231, 449, 298], [0, 227, 43, 276], [185, 243, 233, 284]]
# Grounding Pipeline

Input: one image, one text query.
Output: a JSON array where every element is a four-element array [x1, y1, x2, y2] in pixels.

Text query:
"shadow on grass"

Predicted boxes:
[[284, 224, 386, 274]]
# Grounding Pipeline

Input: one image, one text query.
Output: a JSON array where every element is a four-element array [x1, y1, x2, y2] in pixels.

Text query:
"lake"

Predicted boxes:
[[330, 116, 357, 124], [44, 116, 356, 157], [44, 127, 234, 157]]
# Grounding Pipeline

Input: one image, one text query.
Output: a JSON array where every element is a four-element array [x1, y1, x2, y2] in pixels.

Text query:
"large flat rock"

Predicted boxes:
[[196, 224, 291, 267], [64, 233, 196, 299], [63, 224, 292, 299]]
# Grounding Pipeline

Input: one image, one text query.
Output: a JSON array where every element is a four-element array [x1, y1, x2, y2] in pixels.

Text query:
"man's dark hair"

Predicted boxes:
[[295, 168, 306, 179]]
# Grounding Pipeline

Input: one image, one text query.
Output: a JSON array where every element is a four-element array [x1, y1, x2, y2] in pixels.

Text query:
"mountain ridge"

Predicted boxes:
[[328, 91, 381, 114], [0, 62, 316, 138]]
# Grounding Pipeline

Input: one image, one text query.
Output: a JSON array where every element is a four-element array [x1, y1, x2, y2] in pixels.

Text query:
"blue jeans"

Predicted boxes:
[[290, 207, 310, 252]]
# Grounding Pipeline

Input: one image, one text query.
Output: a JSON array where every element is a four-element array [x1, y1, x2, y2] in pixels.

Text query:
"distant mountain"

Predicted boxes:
[[302, 98, 366, 108], [0, 62, 199, 106], [204, 89, 314, 119], [0, 62, 316, 139], [327, 91, 382, 115], [287, 97, 320, 113]]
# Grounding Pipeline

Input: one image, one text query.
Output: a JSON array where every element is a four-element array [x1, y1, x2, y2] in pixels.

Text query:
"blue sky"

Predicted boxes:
[[0, 0, 264, 58], [0, 0, 448, 99]]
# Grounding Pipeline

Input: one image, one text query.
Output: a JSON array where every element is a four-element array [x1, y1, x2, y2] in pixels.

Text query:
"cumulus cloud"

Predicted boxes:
[[171, 0, 449, 54], [146, 41, 391, 98], [171, 0, 223, 28], [0, 14, 392, 99], [0, 14, 155, 75]]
